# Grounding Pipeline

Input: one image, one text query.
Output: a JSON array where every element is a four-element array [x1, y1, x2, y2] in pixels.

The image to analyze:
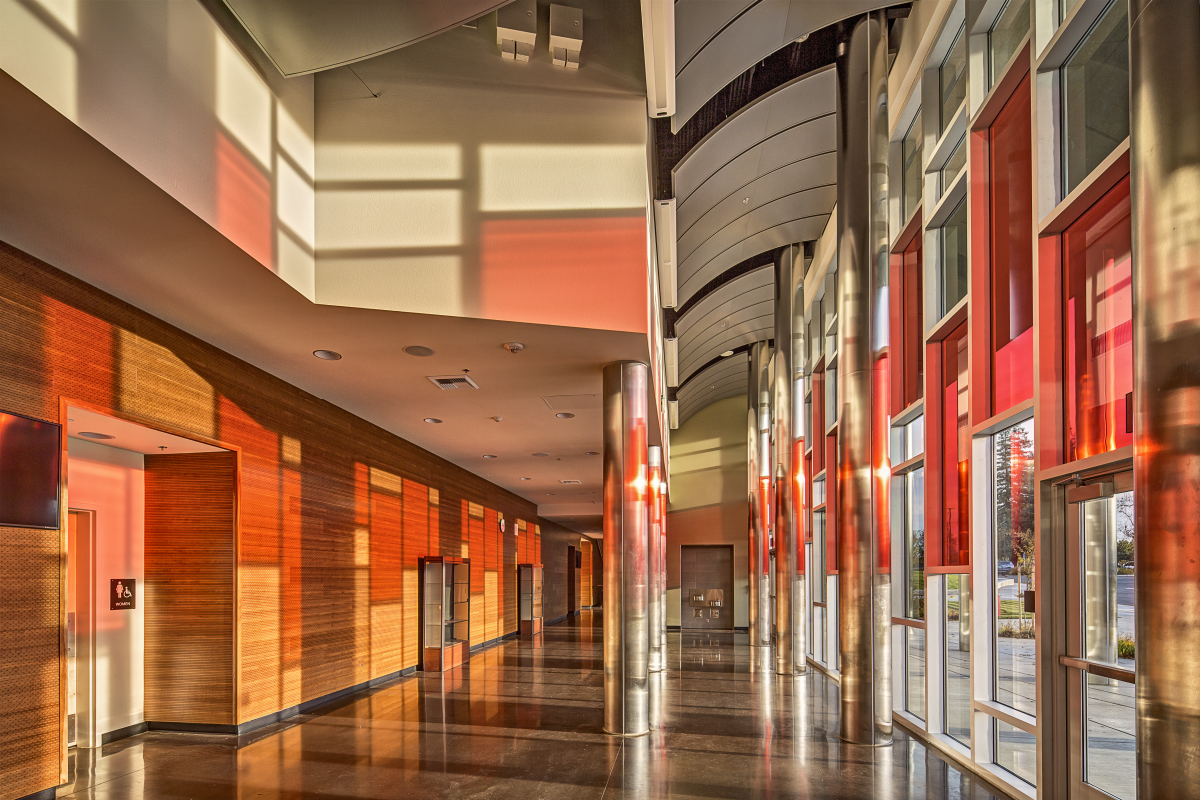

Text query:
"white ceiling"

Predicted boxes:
[[67, 407, 227, 455], [0, 68, 647, 537]]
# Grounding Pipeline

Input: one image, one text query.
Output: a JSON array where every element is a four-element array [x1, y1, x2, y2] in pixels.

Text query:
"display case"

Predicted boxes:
[[518, 563, 543, 637], [418, 556, 470, 671]]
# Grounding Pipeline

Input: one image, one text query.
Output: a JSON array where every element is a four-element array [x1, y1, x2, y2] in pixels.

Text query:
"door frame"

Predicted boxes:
[[1042, 452, 1134, 799], [679, 544, 735, 631], [67, 509, 97, 749]]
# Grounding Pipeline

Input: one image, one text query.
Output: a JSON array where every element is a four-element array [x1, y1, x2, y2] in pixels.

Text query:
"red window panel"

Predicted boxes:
[[989, 74, 1035, 414], [826, 432, 837, 574], [941, 324, 970, 568], [1064, 177, 1133, 461], [890, 238, 925, 416]]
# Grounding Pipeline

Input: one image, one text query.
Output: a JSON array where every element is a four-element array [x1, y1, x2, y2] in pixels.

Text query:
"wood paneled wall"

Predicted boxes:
[[0, 241, 583, 798], [144, 451, 237, 724]]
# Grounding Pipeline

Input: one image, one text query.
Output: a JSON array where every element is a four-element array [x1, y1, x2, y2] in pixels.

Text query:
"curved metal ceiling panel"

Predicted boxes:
[[676, 266, 773, 383], [220, 0, 507, 76], [672, 69, 838, 308], [675, 0, 757, 71], [673, 0, 893, 130], [678, 355, 749, 426]]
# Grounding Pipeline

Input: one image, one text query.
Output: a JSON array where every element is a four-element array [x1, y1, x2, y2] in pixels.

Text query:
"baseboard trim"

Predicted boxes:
[[100, 721, 148, 744], [146, 665, 417, 737], [17, 788, 55, 800], [468, 631, 519, 654], [546, 613, 569, 625]]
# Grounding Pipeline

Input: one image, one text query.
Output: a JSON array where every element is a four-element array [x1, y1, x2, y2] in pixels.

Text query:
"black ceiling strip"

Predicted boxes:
[[676, 250, 775, 319], [653, 22, 840, 201]]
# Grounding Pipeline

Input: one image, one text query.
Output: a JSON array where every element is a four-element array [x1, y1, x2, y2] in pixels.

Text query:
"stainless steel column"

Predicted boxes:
[[603, 361, 650, 736], [748, 341, 772, 647], [647, 445, 664, 673], [835, 10, 892, 746], [774, 245, 803, 674], [660, 504, 667, 653], [1131, 0, 1200, 793]]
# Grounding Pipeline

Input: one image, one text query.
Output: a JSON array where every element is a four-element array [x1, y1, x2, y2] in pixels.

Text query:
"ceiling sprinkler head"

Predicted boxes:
[[503, 342, 525, 354]]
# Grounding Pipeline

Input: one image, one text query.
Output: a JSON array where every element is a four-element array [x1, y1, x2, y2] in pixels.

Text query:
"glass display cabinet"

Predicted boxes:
[[418, 556, 470, 671], [518, 563, 543, 637]]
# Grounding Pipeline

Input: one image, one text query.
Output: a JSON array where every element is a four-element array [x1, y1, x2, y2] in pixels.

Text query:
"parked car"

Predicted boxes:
[[1119, 561, 1135, 571], [996, 560, 1015, 575]]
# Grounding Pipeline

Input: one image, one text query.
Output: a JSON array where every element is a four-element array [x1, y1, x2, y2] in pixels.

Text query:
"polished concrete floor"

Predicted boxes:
[[59, 612, 1008, 799]]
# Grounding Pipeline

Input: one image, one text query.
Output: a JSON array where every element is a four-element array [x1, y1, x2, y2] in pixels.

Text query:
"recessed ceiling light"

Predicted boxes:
[[483, 454, 498, 459], [720, 350, 734, 357], [313, 349, 342, 360], [533, 452, 549, 457], [546, 493, 555, 496], [424, 418, 442, 424], [79, 432, 115, 440], [555, 412, 575, 419], [520, 477, 531, 481], [585, 451, 599, 456], [404, 345, 435, 357]]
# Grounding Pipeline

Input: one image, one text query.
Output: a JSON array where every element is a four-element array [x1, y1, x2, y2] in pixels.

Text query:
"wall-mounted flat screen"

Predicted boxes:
[[0, 411, 62, 529]]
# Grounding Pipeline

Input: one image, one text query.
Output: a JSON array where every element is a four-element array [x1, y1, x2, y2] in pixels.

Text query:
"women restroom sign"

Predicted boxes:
[[110, 579, 136, 610]]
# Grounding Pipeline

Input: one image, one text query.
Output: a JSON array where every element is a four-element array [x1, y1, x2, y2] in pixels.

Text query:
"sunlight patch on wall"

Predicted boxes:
[[276, 231, 315, 301], [317, 255, 463, 317], [276, 154, 314, 247], [217, 132, 272, 266], [318, 189, 460, 249], [276, 100, 314, 180], [32, 0, 77, 34], [318, 143, 461, 181], [216, 36, 271, 168], [0, 0, 78, 122], [479, 144, 646, 212]]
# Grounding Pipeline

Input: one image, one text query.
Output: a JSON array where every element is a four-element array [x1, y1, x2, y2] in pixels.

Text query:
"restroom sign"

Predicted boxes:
[[111, 579, 136, 610]]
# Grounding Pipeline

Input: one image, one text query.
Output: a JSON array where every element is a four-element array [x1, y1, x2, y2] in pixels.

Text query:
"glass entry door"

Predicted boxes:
[[1064, 471, 1135, 800]]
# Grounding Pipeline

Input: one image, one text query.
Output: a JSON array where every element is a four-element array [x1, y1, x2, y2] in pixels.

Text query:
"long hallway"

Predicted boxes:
[[59, 612, 1004, 800]]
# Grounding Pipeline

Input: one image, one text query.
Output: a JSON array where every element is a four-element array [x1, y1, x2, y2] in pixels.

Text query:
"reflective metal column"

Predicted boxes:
[[1130, 0, 1200, 792], [774, 245, 803, 674], [748, 341, 772, 648], [647, 445, 664, 673], [602, 361, 650, 736], [660, 486, 668, 653], [834, 10, 892, 746]]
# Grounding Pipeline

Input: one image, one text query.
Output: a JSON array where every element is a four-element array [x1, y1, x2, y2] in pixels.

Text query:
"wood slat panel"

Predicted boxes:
[[0, 240, 587, 795], [144, 451, 237, 725]]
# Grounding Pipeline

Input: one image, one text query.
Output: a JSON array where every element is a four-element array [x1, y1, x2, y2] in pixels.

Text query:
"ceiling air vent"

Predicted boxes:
[[427, 375, 480, 390], [560, 479, 582, 485]]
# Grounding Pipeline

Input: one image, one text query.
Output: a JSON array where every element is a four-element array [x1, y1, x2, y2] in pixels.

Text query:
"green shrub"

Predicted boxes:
[[1118, 635, 1135, 659], [998, 623, 1036, 639]]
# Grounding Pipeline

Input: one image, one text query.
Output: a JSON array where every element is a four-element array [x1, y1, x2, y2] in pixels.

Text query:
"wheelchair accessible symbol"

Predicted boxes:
[[111, 579, 136, 610]]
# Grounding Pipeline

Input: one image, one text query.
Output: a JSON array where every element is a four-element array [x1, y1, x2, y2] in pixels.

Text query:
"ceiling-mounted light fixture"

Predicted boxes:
[[502, 342, 525, 354], [654, 199, 677, 308], [639, 0, 675, 118], [79, 432, 115, 440], [313, 349, 342, 360], [720, 350, 734, 357], [497, 0, 536, 61], [665, 337, 679, 387], [404, 345, 435, 357], [532, 452, 549, 457], [549, 5, 582, 68], [520, 477, 532, 481], [423, 418, 442, 424], [555, 412, 575, 419], [483, 454, 498, 459], [585, 451, 599, 456]]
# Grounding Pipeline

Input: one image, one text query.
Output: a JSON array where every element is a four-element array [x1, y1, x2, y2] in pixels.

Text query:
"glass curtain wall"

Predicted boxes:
[[993, 418, 1036, 715]]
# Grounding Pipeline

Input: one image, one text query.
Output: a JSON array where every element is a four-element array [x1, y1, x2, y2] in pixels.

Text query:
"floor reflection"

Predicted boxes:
[[59, 611, 1006, 799]]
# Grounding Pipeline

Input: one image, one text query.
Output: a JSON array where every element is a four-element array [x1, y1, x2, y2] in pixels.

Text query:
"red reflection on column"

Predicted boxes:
[[216, 132, 272, 268], [1064, 178, 1133, 460], [481, 217, 647, 332], [759, 475, 771, 572], [794, 437, 805, 570]]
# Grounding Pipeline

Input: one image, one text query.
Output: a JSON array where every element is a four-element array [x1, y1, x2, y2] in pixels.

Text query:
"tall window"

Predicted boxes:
[[989, 0, 1030, 85], [944, 573, 971, 746], [902, 114, 923, 222], [940, 136, 966, 195], [993, 418, 1036, 715], [941, 325, 969, 567], [904, 469, 926, 621], [1064, 178, 1132, 460], [940, 26, 967, 133], [940, 200, 968, 316], [990, 74, 1034, 413], [1062, 0, 1130, 194]]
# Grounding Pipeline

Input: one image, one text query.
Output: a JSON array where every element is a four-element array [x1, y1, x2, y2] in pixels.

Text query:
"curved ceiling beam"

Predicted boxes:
[[671, 67, 836, 308], [677, 353, 750, 426], [672, 0, 895, 131], [675, 265, 773, 385], [217, 0, 509, 76]]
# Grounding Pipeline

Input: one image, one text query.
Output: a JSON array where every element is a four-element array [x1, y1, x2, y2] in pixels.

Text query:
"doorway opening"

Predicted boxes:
[[680, 545, 734, 630]]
